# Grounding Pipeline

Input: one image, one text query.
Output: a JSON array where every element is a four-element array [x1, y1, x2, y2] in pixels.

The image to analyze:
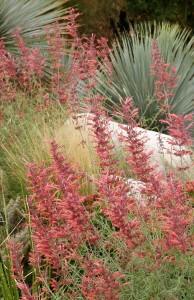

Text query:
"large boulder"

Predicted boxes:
[[64, 113, 193, 176], [125, 177, 147, 206], [108, 119, 193, 174]]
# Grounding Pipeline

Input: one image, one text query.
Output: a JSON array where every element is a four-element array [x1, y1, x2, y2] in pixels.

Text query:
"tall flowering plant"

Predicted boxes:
[[14, 30, 45, 93], [7, 141, 125, 299], [6, 114, 194, 299], [86, 95, 143, 250], [0, 40, 17, 102], [1, 8, 194, 300], [151, 39, 177, 113]]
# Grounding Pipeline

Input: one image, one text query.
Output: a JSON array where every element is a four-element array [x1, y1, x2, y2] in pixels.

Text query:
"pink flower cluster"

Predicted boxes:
[[5, 8, 194, 300], [151, 39, 177, 112], [8, 240, 36, 300], [156, 174, 192, 252], [161, 113, 193, 158], [120, 98, 193, 253], [121, 97, 156, 183], [88, 97, 143, 249], [44, 7, 111, 111], [27, 142, 97, 273], [0, 40, 16, 101], [14, 30, 45, 91], [81, 259, 123, 300]]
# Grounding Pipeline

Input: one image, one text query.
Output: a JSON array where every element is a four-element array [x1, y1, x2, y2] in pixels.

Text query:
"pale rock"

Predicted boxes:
[[125, 178, 147, 206], [65, 113, 193, 175]]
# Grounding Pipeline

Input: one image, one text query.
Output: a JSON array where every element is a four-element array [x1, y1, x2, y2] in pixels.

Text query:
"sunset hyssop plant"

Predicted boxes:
[[0, 7, 194, 300], [7, 93, 194, 299]]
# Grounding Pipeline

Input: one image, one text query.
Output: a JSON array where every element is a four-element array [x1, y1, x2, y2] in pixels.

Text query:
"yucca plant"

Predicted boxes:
[[98, 22, 194, 130], [0, 0, 69, 53]]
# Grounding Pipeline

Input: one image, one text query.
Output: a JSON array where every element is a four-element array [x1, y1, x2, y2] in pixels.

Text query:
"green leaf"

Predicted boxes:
[[0, 0, 69, 53], [0, 254, 19, 300]]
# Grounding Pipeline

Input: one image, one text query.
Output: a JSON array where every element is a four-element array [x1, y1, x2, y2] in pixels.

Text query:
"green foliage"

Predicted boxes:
[[0, 94, 65, 201], [69, 1, 194, 40], [126, 0, 194, 30], [98, 22, 194, 129], [126, 0, 187, 22], [0, 0, 69, 53], [0, 255, 19, 300], [121, 255, 194, 299], [71, 0, 125, 37]]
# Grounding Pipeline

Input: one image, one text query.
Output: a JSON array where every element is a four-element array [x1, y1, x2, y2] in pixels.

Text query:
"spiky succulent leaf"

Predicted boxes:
[[98, 22, 194, 128], [0, 0, 69, 52]]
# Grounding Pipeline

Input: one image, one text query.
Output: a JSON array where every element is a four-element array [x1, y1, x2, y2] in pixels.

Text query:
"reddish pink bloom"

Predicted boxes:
[[81, 259, 123, 300], [121, 97, 155, 182], [185, 180, 194, 193], [89, 99, 115, 172], [27, 141, 97, 274], [65, 8, 80, 38], [161, 113, 193, 155], [64, 31, 110, 114], [88, 97, 143, 248], [46, 14, 110, 110], [156, 174, 192, 252], [151, 40, 177, 112], [121, 97, 165, 201], [0, 39, 17, 101], [8, 240, 35, 300], [160, 112, 193, 172], [46, 23, 66, 104], [13, 30, 45, 91]]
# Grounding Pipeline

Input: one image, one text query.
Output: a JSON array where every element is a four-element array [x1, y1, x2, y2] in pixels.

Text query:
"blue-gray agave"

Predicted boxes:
[[0, 0, 69, 53], [98, 23, 194, 129]]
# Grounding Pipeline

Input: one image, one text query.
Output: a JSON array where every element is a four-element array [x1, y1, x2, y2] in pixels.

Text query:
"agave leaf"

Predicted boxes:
[[0, 0, 69, 53], [98, 22, 194, 129]]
